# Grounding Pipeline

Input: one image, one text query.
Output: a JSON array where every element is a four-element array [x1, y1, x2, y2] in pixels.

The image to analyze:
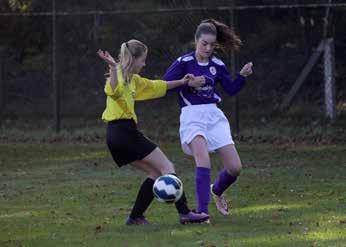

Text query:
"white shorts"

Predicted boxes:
[[179, 104, 234, 156]]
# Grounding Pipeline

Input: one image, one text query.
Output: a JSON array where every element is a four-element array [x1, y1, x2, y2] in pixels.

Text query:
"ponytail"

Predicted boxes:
[[118, 39, 148, 83]]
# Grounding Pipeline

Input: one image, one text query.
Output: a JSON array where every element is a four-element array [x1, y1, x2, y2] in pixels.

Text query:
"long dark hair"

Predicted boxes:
[[195, 19, 242, 52]]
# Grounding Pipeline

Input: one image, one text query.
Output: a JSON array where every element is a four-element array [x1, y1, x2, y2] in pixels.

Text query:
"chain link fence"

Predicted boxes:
[[0, 0, 345, 132]]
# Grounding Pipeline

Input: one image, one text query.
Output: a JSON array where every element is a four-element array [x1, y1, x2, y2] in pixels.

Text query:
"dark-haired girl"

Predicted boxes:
[[164, 19, 253, 219]]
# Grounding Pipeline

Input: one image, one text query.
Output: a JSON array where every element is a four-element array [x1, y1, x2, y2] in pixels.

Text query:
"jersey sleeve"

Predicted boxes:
[[134, 74, 167, 101], [104, 68, 125, 99], [163, 58, 186, 92], [217, 65, 246, 96]]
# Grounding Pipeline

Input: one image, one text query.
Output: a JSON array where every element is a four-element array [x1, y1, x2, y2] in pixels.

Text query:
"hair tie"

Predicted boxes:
[[125, 42, 133, 56], [201, 19, 212, 23]]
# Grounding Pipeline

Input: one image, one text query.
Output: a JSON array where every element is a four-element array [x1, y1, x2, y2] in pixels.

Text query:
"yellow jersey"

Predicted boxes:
[[102, 68, 167, 123]]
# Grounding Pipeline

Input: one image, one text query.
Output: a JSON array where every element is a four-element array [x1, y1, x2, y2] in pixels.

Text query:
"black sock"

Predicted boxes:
[[169, 173, 190, 215], [175, 191, 190, 215], [129, 177, 154, 219]]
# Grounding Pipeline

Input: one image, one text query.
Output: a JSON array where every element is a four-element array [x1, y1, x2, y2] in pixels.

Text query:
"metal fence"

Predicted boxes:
[[0, 0, 345, 132]]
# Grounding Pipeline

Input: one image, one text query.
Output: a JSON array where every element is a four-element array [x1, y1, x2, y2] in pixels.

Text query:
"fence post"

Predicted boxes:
[[280, 40, 325, 111], [0, 47, 4, 126], [229, 0, 240, 133], [324, 38, 336, 121], [52, 0, 60, 132]]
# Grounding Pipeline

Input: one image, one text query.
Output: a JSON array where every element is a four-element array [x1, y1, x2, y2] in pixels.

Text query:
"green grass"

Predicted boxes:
[[0, 142, 345, 247]]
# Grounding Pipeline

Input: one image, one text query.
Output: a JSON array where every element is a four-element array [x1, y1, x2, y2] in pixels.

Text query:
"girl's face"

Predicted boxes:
[[132, 52, 147, 74], [195, 33, 217, 60]]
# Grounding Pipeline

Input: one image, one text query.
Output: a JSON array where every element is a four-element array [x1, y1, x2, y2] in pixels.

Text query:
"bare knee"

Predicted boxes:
[[143, 148, 176, 175], [146, 160, 175, 176], [154, 159, 175, 175], [131, 160, 162, 180], [194, 155, 211, 168], [226, 162, 242, 177], [146, 170, 161, 180], [190, 137, 211, 168], [163, 161, 175, 175]]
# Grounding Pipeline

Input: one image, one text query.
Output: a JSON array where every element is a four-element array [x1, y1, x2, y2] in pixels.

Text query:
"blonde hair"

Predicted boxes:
[[118, 39, 148, 83]]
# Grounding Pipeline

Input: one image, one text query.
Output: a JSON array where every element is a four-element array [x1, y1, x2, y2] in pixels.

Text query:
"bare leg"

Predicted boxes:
[[188, 135, 211, 214], [189, 135, 211, 168], [141, 147, 175, 174], [210, 144, 242, 216], [217, 144, 242, 176]]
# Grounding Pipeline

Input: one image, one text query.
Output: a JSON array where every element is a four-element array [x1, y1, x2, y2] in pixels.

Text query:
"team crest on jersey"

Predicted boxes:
[[209, 66, 216, 75]]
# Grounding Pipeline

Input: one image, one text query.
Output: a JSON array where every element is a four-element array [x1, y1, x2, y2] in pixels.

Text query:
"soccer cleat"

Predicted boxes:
[[125, 216, 149, 225], [191, 209, 211, 224], [179, 211, 210, 224], [210, 184, 230, 216]]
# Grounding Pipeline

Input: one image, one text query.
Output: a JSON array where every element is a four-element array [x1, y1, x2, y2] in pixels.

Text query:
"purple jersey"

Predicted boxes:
[[164, 52, 246, 108]]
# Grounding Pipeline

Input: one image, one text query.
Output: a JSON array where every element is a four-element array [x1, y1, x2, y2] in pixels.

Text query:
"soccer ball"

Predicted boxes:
[[153, 174, 183, 203]]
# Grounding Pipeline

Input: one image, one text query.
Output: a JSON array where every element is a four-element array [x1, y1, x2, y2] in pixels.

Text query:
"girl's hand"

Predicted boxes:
[[239, 62, 253, 77], [182, 73, 195, 85], [185, 75, 206, 87], [97, 49, 116, 67]]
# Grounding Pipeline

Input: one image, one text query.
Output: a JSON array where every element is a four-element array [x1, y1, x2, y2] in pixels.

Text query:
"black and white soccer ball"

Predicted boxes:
[[153, 175, 183, 203]]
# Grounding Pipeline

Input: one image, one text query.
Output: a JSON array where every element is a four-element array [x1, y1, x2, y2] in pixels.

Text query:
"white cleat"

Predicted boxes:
[[210, 184, 230, 216]]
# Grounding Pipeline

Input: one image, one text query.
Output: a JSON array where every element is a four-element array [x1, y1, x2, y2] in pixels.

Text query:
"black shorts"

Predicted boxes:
[[106, 119, 157, 167]]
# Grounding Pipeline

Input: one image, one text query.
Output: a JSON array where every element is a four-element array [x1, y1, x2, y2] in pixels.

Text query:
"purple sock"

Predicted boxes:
[[195, 167, 210, 214], [212, 169, 238, 196]]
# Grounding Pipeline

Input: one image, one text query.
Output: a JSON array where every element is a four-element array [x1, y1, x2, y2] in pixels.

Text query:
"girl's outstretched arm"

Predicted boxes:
[[166, 74, 205, 90], [97, 49, 118, 90]]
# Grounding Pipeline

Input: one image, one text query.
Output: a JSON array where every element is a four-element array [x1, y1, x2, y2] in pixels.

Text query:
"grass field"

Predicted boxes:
[[1, 138, 345, 247]]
